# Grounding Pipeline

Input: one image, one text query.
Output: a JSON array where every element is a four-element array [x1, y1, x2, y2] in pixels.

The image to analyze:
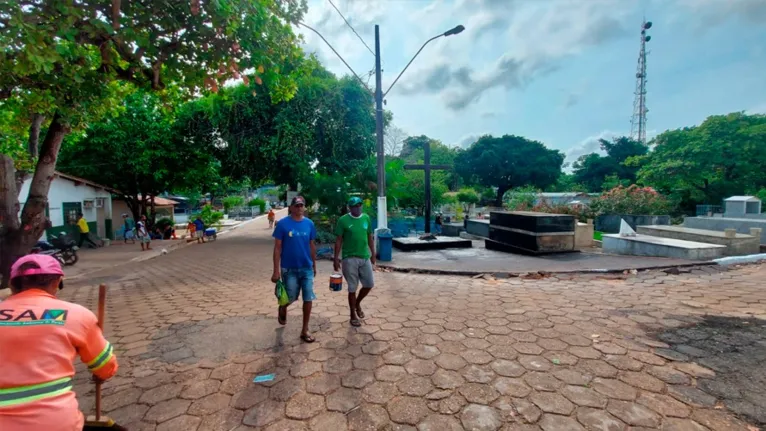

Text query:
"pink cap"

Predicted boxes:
[[10, 254, 65, 280]]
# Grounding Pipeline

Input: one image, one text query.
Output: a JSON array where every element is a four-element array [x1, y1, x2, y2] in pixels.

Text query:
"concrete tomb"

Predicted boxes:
[[602, 233, 725, 260], [637, 225, 760, 257], [485, 211, 576, 255], [683, 217, 766, 244], [392, 235, 472, 252], [575, 220, 595, 249]]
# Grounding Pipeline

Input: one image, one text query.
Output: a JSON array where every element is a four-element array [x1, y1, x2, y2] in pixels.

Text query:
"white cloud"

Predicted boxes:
[[564, 130, 619, 168], [450, 133, 486, 149]]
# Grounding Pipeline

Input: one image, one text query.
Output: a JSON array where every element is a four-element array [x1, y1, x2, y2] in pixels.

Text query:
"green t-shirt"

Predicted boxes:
[[335, 213, 373, 259]]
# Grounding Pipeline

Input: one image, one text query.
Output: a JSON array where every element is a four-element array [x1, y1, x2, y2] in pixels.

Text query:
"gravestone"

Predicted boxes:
[[486, 211, 576, 255]]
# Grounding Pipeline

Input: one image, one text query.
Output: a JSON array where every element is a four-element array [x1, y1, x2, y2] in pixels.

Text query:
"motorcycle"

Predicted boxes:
[[31, 240, 67, 266], [49, 233, 79, 266]]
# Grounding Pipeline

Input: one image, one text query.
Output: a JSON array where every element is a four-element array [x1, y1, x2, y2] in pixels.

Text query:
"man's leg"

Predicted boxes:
[[299, 268, 316, 341], [78, 233, 85, 248], [86, 233, 99, 248], [342, 258, 361, 325], [279, 269, 298, 326], [355, 259, 375, 318]]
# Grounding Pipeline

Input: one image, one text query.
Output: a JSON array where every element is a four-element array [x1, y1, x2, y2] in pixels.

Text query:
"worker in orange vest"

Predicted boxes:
[[0, 254, 118, 430]]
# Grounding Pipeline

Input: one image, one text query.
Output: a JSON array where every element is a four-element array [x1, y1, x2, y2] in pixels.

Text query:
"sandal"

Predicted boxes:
[[355, 306, 365, 319], [277, 306, 287, 325], [300, 334, 316, 343], [350, 318, 362, 327]]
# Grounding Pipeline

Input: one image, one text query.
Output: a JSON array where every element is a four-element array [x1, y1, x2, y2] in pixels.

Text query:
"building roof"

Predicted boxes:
[[54, 171, 119, 193], [724, 196, 761, 202], [113, 195, 179, 206]]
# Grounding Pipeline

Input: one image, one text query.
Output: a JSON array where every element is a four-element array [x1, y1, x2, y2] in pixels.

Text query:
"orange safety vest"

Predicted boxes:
[[0, 289, 118, 430]]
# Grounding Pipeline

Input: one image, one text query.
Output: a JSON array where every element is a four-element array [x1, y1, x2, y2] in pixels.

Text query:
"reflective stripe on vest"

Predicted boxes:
[[0, 377, 73, 408], [87, 342, 113, 372]]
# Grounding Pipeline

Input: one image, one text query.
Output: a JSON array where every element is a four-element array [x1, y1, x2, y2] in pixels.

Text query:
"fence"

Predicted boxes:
[[696, 205, 723, 217], [228, 206, 262, 220]]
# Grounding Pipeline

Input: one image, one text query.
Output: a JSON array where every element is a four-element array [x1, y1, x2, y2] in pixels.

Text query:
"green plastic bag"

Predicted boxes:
[[274, 279, 290, 306]]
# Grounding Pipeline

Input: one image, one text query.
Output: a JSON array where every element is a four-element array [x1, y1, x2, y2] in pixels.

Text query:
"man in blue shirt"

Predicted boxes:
[[272, 196, 318, 343], [193, 216, 206, 244]]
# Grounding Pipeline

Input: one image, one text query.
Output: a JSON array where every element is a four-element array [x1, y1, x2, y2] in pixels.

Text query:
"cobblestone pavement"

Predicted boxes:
[[59, 215, 766, 430]]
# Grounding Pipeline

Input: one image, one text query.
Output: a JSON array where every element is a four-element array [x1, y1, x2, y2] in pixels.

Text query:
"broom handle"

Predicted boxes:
[[95, 284, 106, 421]]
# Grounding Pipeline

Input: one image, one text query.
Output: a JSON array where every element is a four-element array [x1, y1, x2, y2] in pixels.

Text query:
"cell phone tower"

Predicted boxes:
[[631, 19, 652, 145]]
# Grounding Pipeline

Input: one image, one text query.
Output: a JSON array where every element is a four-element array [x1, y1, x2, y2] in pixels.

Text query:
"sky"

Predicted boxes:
[[296, 0, 766, 167]]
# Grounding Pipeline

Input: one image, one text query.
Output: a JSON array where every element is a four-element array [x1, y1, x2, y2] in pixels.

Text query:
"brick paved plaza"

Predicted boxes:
[[60, 215, 766, 430]]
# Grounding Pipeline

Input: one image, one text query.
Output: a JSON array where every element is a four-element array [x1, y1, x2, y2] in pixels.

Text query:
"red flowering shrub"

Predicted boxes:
[[590, 185, 673, 215]]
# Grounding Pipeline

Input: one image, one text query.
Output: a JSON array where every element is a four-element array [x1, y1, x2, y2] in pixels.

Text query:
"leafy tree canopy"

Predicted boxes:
[[176, 59, 376, 188], [456, 134, 564, 205], [636, 112, 766, 206], [571, 136, 647, 192], [57, 91, 216, 221]]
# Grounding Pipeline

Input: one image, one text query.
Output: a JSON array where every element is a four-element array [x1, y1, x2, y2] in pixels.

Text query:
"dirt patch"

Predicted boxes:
[[652, 315, 766, 425]]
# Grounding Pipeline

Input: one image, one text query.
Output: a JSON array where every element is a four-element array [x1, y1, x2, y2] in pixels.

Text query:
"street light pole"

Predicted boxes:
[[374, 25, 387, 232], [374, 24, 464, 232]]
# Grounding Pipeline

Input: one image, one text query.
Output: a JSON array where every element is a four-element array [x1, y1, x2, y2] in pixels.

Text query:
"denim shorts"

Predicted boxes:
[[282, 267, 316, 303]]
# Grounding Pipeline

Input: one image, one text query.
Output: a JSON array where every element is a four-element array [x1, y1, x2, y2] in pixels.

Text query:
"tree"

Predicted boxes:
[[384, 125, 408, 157], [176, 61, 376, 189], [57, 91, 216, 223], [549, 173, 588, 193], [0, 0, 307, 287], [572, 136, 647, 192], [456, 188, 480, 214], [636, 112, 766, 207], [456, 135, 564, 206], [391, 171, 449, 216], [400, 135, 434, 159]]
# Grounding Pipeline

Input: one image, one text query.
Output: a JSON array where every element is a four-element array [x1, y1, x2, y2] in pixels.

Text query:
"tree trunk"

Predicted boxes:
[[125, 196, 141, 222], [28, 113, 45, 159], [149, 195, 157, 226], [1, 113, 69, 288], [1, 155, 22, 289]]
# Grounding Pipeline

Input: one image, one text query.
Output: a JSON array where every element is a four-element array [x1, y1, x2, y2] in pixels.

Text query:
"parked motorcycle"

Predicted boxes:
[[49, 233, 79, 266], [31, 233, 79, 266], [31, 241, 64, 264]]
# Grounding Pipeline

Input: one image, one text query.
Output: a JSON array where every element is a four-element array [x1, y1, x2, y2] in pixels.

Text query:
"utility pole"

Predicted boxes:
[[374, 24, 388, 232]]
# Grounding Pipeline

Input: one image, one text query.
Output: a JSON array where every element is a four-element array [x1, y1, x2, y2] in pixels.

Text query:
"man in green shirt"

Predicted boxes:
[[334, 197, 375, 327]]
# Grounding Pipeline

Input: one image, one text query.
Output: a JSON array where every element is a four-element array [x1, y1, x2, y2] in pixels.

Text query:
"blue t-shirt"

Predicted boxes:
[[194, 219, 205, 231], [273, 216, 316, 269]]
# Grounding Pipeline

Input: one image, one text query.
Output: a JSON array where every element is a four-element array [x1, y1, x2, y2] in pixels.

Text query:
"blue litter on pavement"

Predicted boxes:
[[253, 374, 276, 383]]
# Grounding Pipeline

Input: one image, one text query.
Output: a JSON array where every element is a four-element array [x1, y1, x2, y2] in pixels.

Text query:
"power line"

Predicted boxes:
[[327, 0, 375, 57]]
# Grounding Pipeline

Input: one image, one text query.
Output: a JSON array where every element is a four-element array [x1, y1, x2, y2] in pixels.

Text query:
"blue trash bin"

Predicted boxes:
[[377, 230, 393, 262]]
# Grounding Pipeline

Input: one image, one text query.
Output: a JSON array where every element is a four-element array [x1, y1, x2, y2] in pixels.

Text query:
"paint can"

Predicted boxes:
[[329, 273, 343, 292]]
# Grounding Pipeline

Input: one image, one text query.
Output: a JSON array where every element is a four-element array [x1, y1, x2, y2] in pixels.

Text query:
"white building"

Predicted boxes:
[[724, 196, 762, 218], [18, 171, 115, 241]]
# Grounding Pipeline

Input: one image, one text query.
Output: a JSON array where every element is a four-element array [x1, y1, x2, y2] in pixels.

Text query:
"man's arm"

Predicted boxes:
[[310, 240, 318, 276], [272, 239, 282, 282], [77, 313, 118, 382], [334, 236, 343, 271], [368, 233, 376, 265]]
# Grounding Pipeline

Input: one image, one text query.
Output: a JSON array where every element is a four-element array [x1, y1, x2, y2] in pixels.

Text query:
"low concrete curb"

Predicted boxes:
[[376, 260, 719, 278]]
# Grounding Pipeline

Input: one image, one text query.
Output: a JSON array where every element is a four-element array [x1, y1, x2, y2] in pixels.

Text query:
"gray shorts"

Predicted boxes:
[[341, 257, 374, 293]]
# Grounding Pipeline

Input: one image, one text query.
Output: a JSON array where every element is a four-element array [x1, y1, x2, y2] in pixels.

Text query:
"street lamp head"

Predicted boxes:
[[443, 25, 465, 37]]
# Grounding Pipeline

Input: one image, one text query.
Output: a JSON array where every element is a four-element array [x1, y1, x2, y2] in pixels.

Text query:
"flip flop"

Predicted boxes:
[[278, 306, 287, 325], [356, 306, 365, 319], [350, 318, 362, 327], [300, 334, 316, 343]]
